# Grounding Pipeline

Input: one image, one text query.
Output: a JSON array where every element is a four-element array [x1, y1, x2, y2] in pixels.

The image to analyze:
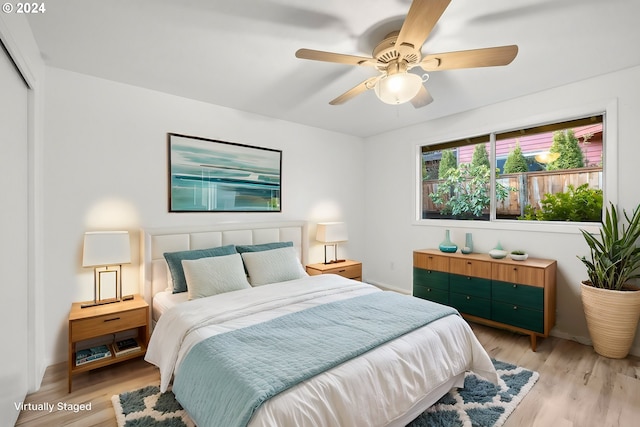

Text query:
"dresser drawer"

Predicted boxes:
[[492, 301, 544, 333], [413, 252, 450, 272], [492, 281, 543, 310], [70, 308, 147, 341], [413, 285, 449, 305], [450, 293, 491, 318], [450, 258, 492, 279], [413, 268, 449, 291], [449, 274, 491, 299], [492, 263, 544, 287]]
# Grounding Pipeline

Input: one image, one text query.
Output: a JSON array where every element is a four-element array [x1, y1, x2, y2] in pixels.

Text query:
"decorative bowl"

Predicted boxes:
[[489, 249, 507, 259], [509, 252, 528, 261]]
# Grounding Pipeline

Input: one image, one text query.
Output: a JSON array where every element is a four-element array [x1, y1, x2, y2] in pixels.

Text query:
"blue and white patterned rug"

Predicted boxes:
[[112, 359, 537, 427]]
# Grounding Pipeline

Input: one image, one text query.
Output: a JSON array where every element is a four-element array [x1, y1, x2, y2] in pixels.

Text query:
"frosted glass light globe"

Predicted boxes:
[[374, 73, 423, 105]]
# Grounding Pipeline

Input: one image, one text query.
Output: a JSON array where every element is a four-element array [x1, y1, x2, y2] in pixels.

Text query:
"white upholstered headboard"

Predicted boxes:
[[141, 221, 308, 304]]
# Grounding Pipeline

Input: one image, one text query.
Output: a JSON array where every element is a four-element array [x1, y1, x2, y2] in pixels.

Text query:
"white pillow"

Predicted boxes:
[[241, 246, 308, 286], [181, 253, 251, 300]]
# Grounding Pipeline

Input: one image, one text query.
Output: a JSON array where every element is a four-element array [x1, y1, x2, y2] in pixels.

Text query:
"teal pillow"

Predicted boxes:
[[164, 245, 237, 293], [235, 241, 293, 253]]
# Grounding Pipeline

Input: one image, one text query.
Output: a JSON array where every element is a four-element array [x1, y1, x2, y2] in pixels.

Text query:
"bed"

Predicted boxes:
[[142, 221, 498, 427]]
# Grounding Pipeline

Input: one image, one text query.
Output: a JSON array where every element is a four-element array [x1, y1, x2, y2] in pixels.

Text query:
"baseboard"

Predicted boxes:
[[365, 279, 410, 295]]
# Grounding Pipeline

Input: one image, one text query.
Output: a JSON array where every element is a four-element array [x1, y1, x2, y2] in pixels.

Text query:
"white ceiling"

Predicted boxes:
[[26, 0, 640, 138]]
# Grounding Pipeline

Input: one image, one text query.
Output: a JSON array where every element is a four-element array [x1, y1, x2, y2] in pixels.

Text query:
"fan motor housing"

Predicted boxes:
[[373, 31, 421, 65]]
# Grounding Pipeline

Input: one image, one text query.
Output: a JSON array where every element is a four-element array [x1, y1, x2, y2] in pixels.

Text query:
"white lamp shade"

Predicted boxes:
[[316, 222, 348, 243], [82, 231, 131, 267], [374, 73, 423, 105]]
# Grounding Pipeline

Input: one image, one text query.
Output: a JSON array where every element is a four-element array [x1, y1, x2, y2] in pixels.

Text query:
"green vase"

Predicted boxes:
[[439, 230, 458, 253], [461, 233, 473, 254]]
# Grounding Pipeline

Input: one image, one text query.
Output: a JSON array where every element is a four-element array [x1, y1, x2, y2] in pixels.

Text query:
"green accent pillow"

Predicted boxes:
[[235, 241, 293, 253], [164, 245, 237, 293]]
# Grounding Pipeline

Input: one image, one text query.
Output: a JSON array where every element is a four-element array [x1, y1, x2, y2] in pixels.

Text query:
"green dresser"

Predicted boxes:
[[450, 274, 492, 318], [413, 249, 556, 351], [413, 268, 449, 305]]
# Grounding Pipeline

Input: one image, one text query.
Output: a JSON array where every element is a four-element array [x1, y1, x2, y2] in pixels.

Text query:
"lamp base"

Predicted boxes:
[[80, 297, 120, 308], [323, 259, 346, 265]]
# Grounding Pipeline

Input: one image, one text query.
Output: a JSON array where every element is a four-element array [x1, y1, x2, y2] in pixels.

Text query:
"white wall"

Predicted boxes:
[[363, 65, 640, 356], [42, 67, 366, 365]]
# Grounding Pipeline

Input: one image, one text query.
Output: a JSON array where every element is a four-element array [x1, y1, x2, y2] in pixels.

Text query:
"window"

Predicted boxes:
[[420, 115, 604, 223]]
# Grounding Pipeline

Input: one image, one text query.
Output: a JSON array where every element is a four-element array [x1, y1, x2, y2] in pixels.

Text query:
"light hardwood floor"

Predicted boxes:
[[15, 323, 640, 427]]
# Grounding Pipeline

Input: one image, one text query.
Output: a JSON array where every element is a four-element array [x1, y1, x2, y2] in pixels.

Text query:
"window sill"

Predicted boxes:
[[412, 218, 601, 235]]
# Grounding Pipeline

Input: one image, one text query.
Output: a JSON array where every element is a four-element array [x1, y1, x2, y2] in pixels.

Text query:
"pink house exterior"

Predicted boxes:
[[457, 124, 603, 168]]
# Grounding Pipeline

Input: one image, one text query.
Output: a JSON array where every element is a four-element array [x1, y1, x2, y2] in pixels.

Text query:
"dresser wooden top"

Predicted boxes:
[[414, 249, 556, 269]]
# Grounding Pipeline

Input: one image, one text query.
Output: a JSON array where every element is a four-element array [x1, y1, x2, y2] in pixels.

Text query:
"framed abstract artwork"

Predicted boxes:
[[168, 133, 282, 212]]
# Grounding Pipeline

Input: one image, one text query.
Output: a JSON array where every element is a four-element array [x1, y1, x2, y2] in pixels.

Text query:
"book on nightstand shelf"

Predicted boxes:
[[113, 337, 141, 356], [75, 344, 111, 366]]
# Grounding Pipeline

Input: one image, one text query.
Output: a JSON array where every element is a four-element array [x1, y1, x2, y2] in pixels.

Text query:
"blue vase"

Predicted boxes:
[[461, 233, 473, 254], [439, 230, 458, 253]]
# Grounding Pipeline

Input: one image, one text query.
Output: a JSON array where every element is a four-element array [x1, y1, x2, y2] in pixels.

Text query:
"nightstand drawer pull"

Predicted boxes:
[[104, 317, 121, 322], [338, 269, 346, 273]]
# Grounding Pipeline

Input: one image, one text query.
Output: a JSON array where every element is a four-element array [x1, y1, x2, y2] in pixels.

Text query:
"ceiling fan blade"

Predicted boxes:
[[396, 0, 451, 56], [296, 48, 377, 66], [419, 45, 518, 71], [411, 85, 434, 108], [329, 76, 381, 105]]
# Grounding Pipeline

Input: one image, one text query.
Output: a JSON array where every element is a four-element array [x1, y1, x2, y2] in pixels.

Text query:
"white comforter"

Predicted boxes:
[[146, 275, 497, 427]]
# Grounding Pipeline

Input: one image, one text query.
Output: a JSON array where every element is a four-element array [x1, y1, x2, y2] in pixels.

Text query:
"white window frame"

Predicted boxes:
[[413, 100, 618, 235]]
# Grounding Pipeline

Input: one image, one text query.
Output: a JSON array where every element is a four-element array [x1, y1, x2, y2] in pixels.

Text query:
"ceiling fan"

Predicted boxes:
[[295, 0, 518, 108]]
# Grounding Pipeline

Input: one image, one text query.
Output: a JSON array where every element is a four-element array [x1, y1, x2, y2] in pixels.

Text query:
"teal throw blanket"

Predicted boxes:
[[173, 291, 458, 427]]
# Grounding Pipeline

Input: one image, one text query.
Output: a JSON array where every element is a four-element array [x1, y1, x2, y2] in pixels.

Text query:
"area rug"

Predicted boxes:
[[112, 359, 537, 427]]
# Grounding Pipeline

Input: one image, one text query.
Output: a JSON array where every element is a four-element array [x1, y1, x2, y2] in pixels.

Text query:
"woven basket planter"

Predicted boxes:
[[581, 282, 640, 359]]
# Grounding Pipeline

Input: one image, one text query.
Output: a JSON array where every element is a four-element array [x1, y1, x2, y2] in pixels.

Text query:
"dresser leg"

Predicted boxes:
[[530, 334, 537, 352]]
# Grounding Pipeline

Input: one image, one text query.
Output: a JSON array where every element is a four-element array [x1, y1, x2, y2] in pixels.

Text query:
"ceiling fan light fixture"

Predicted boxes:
[[374, 72, 423, 105]]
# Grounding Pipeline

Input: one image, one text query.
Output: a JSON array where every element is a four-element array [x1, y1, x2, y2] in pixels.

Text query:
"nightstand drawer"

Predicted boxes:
[[71, 308, 146, 341], [306, 260, 362, 281], [327, 264, 361, 279]]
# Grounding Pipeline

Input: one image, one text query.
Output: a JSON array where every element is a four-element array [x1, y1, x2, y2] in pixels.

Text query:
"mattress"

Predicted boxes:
[[152, 290, 188, 322], [146, 275, 497, 426]]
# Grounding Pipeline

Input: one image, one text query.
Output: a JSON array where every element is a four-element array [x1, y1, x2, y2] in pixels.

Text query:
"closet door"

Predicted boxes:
[[0, 42, 29, 424]]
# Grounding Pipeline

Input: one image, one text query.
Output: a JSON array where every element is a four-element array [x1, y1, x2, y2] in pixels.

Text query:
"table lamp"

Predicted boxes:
[[316, 222, 348, 264], [81, 231, 131, 308]]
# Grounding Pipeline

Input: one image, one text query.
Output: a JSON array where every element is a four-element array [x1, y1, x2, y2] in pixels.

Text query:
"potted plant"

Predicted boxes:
[[578, 203, 640, 358]]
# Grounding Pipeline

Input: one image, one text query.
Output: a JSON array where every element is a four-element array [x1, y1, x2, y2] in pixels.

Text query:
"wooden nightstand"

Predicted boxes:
[[306, 260, 362, 281], [68, 295, 150, 392]]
